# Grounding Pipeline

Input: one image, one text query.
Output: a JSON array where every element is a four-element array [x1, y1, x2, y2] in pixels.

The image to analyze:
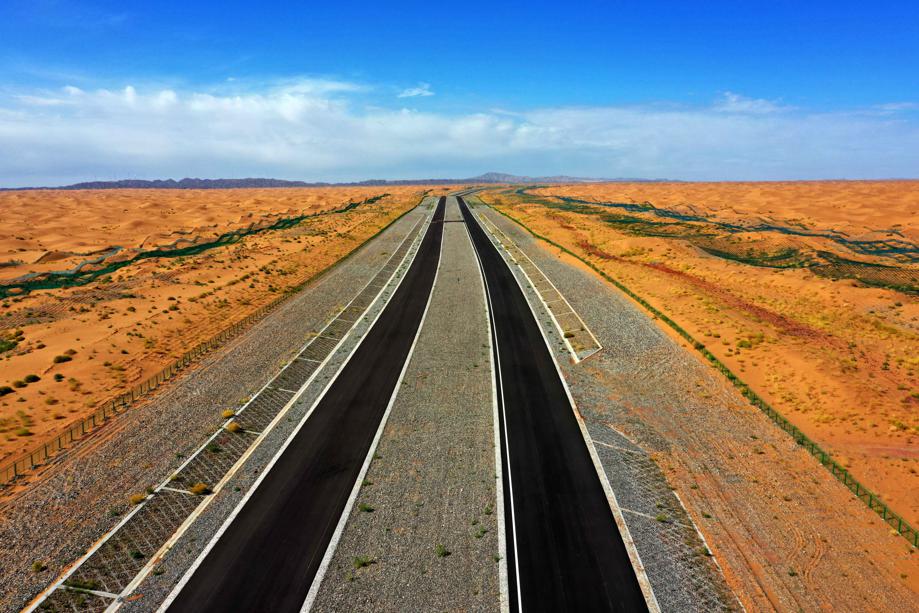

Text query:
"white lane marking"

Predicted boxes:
[[156, 209, 435, 613], [474, 213, 579, 363], [462, 199, 524, 613], [301, 199, 447, 612], [474, 210, 602, 363], [24, 213, 429, 613], [459, 202, 511, 613], [119, 217, 431, 613], [116, 213, 430, 611], [24, 211, 431, 613], [466, 200, 662, 613]]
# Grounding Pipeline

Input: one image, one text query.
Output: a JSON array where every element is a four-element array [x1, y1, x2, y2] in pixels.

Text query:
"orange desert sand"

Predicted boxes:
[[0, 186, 443, 472], [484, 181, 919, 528]]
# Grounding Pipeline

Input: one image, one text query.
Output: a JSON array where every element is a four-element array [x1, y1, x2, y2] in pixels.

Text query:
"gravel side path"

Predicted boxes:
[[0, 205, 428, 612], [479, 205, 918, 611], [311, 198, 501, 612]]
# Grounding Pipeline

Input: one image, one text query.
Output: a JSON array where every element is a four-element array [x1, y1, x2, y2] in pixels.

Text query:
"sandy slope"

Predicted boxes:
[[485, 181, 919, 528], [0, 186, 447, 469]]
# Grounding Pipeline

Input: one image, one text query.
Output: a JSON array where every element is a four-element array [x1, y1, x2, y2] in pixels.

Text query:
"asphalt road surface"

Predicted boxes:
[[460, 196, 648, 612], [167, 197, 446, 612]]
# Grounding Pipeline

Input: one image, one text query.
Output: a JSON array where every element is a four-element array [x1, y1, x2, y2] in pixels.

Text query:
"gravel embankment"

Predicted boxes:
[[119, 203, 434, 611], [311, 198, 501, 612], [480, 206, 918, 611], [0, 208, 426, 612]]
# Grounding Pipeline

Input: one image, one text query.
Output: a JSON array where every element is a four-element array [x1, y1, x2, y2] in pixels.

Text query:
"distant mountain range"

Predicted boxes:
[[2, 172, 673, 190]]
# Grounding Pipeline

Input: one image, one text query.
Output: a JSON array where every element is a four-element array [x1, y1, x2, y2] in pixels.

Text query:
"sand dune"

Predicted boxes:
[[0, 186, 444, 469], [488, 180, 919, 526]]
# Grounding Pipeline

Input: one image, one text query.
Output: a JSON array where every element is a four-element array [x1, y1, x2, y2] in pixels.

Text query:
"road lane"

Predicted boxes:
[[460, 197, 648, 612], [166, 197, 446, 613]]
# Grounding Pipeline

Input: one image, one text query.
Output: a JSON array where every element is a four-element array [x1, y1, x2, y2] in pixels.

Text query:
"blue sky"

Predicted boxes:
[[1, 0, 918, 185]]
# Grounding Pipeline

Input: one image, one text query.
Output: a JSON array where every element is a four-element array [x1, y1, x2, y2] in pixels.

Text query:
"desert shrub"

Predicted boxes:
[[24, 374, 40, 383], [129, 493, 147, 505], [353, 556, 375, 569], [221, 409, 236, 419], [434, 544, 451, 558], [0, 386, 14, 396], [64, 578, 99, 591], [15, 427, 31, 436], [190, 482, 211, 495], [31, 561, 46, 573], [52, 355, 72, 364], [358, 503, 375, 513], [12, 380, 26, 388], [226, 421, 242, 433], [53, 373, 64, 382]]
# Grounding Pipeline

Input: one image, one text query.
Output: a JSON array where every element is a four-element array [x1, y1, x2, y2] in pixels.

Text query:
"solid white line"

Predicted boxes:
[[25, 209, 429, 613], [459, 201, 511, 613], [156, 209, 435, 613], [115, 215, 431, 612], [301, 199, 446, 612], [473, 213, 581, 362], [476, 211, 603, 363], [462, 199, 524, 612], [467, 202, 662, 613]]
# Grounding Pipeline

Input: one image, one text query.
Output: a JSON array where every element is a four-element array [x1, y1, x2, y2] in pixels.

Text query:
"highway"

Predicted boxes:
[[165, 197, 446, 612], [460, 196, 648, 612]]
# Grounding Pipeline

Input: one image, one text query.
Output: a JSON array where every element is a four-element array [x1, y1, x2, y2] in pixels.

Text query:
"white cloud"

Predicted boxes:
[[873, 102, 919, 113], [714, 91, 789, 114], [397, 82, 434, 98], [0, 80, 917, 186]]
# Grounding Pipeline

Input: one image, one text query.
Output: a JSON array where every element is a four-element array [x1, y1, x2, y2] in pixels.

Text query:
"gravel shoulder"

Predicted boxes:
[[480, 204, 919, 611], [311, 198, 500, 612], [0, 206, 427, 612]]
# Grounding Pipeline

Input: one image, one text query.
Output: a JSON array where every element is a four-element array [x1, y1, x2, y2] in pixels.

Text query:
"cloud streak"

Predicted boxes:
[[0, 79, 917, 186], [397, 82, 434, 98]]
